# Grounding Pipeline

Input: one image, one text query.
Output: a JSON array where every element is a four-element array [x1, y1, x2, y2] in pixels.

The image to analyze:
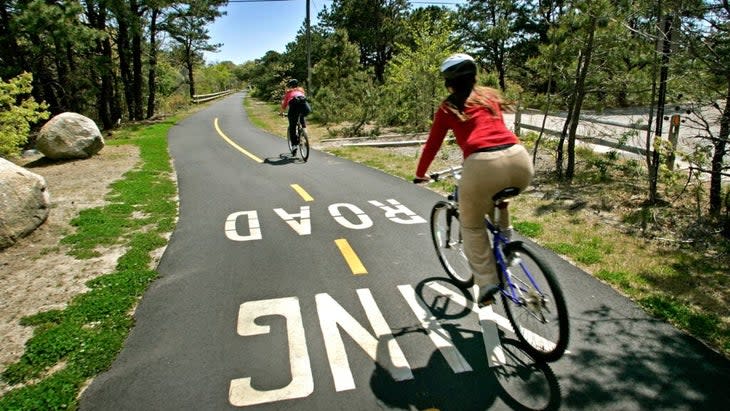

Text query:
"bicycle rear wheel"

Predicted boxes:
[[501, 241, 569, 362], [287, 129, 294, 154], [298, 127, 310, 162], [430, 201, 474, 288]]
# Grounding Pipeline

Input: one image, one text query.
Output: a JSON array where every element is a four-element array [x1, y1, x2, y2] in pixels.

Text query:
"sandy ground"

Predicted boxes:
[[0, 145, 140, 395]]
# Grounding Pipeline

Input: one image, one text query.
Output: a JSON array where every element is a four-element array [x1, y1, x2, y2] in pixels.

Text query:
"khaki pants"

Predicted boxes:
[[459, 144, 534, 287]]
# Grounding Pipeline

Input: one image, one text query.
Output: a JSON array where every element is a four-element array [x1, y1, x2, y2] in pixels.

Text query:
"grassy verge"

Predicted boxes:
[[247, 95, 730, 359], [0, 119, 179, 409]]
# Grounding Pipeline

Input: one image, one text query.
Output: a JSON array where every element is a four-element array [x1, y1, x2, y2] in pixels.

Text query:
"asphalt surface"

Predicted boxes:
[[79, 93, 730, 410]]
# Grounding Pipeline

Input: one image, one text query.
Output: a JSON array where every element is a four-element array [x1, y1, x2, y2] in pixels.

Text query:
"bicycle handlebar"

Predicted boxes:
[[413, 166, 463, 184]]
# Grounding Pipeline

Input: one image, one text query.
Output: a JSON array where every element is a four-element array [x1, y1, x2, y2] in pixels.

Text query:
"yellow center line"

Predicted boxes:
[[290, 184, 314, 202], [213, 117, 263, 163], [335, 239, 368, 275]]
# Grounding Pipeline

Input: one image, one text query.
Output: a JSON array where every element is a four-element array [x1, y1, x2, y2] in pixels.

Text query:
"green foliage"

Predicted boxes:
[[379, 16, 454, 131], [194, 61, 242, 94], [319, 0, 410, 81], [456, 0, 530, 91], [311, 30, 382, 134], [0, 118, 178, 409], [248, 51, 293, 103], [0, 72, 49, 158]]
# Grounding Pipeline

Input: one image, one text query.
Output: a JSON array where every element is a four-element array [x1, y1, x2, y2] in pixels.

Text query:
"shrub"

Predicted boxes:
[[0, 72, 50, 158]]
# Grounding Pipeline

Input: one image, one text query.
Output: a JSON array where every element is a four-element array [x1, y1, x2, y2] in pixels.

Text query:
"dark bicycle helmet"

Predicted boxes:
[[287, 79, 299, 88], [440, 53, 477, 80]]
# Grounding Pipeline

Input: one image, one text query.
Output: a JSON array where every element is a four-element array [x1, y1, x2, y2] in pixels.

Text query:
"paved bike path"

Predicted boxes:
[[79, 93, 730, 410]]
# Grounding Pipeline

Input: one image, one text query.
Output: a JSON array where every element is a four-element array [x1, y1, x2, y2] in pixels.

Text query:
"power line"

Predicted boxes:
[[227, 0, 463, 4]]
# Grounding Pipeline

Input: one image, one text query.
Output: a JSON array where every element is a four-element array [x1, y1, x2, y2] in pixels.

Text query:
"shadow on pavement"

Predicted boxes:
[[368, 277, 561, 410], [262, 152, 302, 165]]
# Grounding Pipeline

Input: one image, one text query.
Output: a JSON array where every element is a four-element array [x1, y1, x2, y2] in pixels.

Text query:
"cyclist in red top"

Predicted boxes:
[[414, 53, 534, 307], [280, 79, 308, 154]]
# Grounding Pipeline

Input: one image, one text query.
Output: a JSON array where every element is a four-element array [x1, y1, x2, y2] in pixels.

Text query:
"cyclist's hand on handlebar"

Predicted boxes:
[[413, 175, 429, 184]]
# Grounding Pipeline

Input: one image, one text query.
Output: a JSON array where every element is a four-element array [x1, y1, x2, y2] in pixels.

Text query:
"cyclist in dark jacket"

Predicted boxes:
[[280, 79, 308, 153]]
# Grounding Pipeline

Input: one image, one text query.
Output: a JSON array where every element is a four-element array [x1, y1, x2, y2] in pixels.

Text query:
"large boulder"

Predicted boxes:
[[36, 112, 104, 159], [0, 158, 50, 249]]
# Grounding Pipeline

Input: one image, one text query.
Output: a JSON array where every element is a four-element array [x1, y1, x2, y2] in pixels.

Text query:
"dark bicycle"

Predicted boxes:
[[287, 116, 310, 162]]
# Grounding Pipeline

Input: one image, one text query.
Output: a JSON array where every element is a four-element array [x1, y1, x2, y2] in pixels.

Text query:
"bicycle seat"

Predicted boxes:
[[492, 187, 521, 202]]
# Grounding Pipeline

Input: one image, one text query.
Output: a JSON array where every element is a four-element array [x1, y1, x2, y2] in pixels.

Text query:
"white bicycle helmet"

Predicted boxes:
[[440, 53, 477, 80]]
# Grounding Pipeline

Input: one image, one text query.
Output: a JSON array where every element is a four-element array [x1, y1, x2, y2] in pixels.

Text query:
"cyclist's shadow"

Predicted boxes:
[[262, 152, 302, 165], [369, 277, 561, 410]]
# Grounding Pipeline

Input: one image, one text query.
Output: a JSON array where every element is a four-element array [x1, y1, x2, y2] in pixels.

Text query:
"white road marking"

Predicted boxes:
[[368, 199, 427, 224], [224, 211, 262, 241], [328, 203, 374, 230], [230, 297, 313, 406], [274, 206, 312, 236], [316, 290, 413, 392]]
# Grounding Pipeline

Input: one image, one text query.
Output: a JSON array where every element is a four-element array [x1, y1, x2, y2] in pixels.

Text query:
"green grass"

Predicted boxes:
[[327, 146, 414, 180], [512, 219, 543, 237], [0, 118, 179, 410], [546, 236, 609, 265], [639, 294, 728, 350]]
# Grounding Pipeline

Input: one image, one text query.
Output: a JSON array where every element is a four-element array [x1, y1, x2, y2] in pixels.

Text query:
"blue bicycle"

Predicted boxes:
[[428, 166, 569, 362]]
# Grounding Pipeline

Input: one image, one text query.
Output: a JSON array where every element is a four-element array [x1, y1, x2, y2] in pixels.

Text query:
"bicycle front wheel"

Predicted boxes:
[[298, 127, 310, 162], [501, 241, 569, 362], [430, 201, 474, 288]]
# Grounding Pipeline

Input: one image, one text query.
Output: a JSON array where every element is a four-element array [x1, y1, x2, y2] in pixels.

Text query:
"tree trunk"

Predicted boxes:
[[186, 44, 196, 99], [53, 37, 72, 111], [94, 5, 115, 129], [31, 43, 61, 114], [649, 15, 674, 204], [709, 78, 730, 215], [130, 0, 144, 120], [117, 20, 134, 119], [132, 30, 144, 120], [533, 73, 553, 166], [146, 8, 159, 119], [556, 51, 582, 180], [566, 18, 597, 181]]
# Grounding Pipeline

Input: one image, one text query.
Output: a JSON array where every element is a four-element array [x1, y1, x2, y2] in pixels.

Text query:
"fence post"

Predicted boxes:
[[666, 114, 681, 170], [514, 107, 521, 136]]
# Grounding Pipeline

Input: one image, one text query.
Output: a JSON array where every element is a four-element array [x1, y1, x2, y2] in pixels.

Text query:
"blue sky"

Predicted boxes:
[[203, 0, 465, 65]]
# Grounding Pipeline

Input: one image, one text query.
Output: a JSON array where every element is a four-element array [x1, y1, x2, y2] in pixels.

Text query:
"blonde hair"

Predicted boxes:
[[442, 85, 513, 122]]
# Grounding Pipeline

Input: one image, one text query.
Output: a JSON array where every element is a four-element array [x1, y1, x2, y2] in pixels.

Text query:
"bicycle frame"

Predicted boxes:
[[430, 166, 570, 361], [445, 171, 547, 308]]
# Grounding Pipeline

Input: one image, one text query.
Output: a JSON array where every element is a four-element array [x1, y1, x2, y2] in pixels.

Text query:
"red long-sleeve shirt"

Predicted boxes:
[[415, 99, 518, 177], [281, 88, 305, 111]]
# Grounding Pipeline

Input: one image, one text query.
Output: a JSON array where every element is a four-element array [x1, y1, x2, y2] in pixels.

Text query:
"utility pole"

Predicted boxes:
[[306, 0, 311, 89]]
